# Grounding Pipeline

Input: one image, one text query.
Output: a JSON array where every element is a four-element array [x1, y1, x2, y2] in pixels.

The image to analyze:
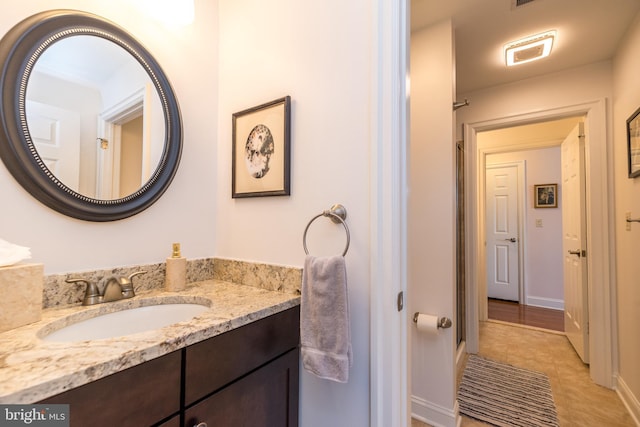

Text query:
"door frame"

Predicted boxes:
[[96, 87, 151, 199], [464, 99, 616, 388], [485, 161, 526, 304], [370, 0, 409, 426]]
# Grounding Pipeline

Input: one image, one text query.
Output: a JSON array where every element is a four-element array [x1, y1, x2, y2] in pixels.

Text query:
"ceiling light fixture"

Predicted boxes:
[[504, 30, 556, 66]]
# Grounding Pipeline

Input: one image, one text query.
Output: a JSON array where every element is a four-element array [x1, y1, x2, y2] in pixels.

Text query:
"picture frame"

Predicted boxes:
[[232, 96, 291, 198], [534, 184, 557, 208], [626, 106, 640, 178]]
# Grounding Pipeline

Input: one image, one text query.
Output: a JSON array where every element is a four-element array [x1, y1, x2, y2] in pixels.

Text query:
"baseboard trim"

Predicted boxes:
[[411, 395, 458, 427], [525, 296, 564, 310], [617, 374, 640, 426]]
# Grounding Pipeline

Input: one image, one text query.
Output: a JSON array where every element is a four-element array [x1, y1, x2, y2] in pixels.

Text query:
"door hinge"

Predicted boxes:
[[397, 291, 404, 312]]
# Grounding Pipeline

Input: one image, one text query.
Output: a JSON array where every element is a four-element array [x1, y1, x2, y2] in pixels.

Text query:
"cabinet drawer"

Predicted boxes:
[[185, 348, 299, 427], [40, 350, 181, 427], [185, 306, 300, 405]]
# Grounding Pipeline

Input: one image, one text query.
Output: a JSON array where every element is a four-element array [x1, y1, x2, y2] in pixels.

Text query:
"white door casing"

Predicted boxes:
[[465, 100, 613, 387], [26, 100, 81, 192], [561, 122, 589, 363], [96, 87, 149, 199], [485, 163, 521, 302], [370, 0, 409, 425]]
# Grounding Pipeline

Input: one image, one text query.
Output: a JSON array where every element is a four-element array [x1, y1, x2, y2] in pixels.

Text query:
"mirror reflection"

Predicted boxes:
[[25, 35, 165, 200]]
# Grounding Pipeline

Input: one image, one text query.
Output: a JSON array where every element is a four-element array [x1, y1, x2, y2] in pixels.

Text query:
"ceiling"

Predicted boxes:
[[35, 36, 134, 89], [411, 0, 640, 94]]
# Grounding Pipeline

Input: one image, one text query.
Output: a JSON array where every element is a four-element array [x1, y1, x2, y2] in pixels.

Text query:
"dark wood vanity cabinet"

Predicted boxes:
[[184, 348, 298, 427], [39, 306, 300, 427], [40, 350, 182, 426]]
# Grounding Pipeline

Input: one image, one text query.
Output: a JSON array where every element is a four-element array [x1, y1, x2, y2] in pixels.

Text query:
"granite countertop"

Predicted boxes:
[[0, 279, 300, 404]]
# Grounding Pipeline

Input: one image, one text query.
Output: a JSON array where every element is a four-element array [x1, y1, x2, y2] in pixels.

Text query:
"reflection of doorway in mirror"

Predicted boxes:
[[96, 84, 160, 200], [119, 116, 143, 198]]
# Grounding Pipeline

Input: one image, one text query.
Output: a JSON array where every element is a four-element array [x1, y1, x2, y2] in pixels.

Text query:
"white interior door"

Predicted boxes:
[[26, 100, 81, 192], [485, 164, 520, 301], [561, 122, 589, 363]]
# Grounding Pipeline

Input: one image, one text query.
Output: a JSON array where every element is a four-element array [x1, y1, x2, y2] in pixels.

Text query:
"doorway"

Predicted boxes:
[[465, 100, 615, 388], [481, 121, 571, 324], [95, 86, 155, 199]]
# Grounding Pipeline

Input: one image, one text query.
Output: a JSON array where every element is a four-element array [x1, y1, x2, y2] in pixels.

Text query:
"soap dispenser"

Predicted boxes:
[[165, 243, 186, 291]]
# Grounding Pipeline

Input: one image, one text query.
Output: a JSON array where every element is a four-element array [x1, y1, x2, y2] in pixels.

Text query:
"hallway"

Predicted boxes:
[[412, 322, 635, 426], [488, 298, 564, 332]]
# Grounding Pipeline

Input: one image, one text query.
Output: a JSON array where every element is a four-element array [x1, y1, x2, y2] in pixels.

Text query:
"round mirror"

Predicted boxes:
[[0, 10, 182, 221]]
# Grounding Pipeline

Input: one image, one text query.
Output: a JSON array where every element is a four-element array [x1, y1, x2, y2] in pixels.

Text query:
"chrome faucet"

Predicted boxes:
[[66, 271, 146, 306]]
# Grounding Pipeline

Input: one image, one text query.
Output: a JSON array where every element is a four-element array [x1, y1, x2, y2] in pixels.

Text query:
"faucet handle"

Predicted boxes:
[[66, 277, 101, 306], [121, 270, 146, 298], [128, 270, 147, 281]]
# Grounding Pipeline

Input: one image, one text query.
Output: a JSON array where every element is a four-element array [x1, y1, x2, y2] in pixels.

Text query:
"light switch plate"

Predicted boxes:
[[535, 219, 543, 228]]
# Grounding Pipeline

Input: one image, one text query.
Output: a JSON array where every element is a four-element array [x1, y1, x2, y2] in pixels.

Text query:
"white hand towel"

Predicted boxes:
[[301, 254, 352, 383]]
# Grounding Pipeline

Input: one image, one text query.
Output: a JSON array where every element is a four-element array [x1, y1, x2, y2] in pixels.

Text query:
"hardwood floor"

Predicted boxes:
[[487, 298, 564, 332]]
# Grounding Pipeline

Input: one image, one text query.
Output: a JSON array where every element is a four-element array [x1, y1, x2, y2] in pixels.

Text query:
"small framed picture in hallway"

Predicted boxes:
[[626, 106, 640, 178], [534, 184, 557, 208]]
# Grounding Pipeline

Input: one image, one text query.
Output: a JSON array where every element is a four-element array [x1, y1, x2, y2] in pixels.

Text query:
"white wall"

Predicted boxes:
[[217, 1, 373, 425], [409, 20, 457, 426], [486, 147, 564, 309], [0, 0, 218, 273], [457, 61, 613, 141], [612, 10, 640, 423]]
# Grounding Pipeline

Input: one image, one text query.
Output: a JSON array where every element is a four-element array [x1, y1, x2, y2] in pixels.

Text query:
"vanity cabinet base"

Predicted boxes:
[[38, 306, 300, 427]]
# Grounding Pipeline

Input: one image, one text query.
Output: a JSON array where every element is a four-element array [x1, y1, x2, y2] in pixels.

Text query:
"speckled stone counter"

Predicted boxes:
[[0, 279, 300, 404]]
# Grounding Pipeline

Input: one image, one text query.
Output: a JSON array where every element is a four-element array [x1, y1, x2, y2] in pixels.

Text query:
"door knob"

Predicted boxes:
[[568, 249, 581, 257], [502, 238, 517, 242]]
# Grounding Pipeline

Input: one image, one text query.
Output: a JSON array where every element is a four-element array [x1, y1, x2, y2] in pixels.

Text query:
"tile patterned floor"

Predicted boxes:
[[412, 321, 636, 427]]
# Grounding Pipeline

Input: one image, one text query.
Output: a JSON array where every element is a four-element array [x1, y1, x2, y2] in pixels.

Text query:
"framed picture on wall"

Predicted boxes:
[[626, 106, 640, 178], [232, 96, 291, 198], [534, 184, 557, 208]]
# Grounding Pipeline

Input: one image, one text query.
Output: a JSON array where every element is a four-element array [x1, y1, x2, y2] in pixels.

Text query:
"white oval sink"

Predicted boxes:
[[41, 303, 210, 342]]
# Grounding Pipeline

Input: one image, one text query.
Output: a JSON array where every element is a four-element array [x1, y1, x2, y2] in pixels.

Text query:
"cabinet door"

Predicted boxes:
[[157, 414, 181, 427], [185, 348, 299, 427], [185, 306, 300, 405], [39, 350, 181, 427]]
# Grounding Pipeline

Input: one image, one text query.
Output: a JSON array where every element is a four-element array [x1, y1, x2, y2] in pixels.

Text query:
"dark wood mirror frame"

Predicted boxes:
[[0, 9, 182, 221]]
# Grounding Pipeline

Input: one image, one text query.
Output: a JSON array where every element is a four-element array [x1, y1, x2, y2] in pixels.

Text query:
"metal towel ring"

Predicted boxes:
[[303, 204, 350, 257]]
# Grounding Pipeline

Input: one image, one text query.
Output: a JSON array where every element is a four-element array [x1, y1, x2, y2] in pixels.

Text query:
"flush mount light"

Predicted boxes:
[[504, 30, 556, 66]]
